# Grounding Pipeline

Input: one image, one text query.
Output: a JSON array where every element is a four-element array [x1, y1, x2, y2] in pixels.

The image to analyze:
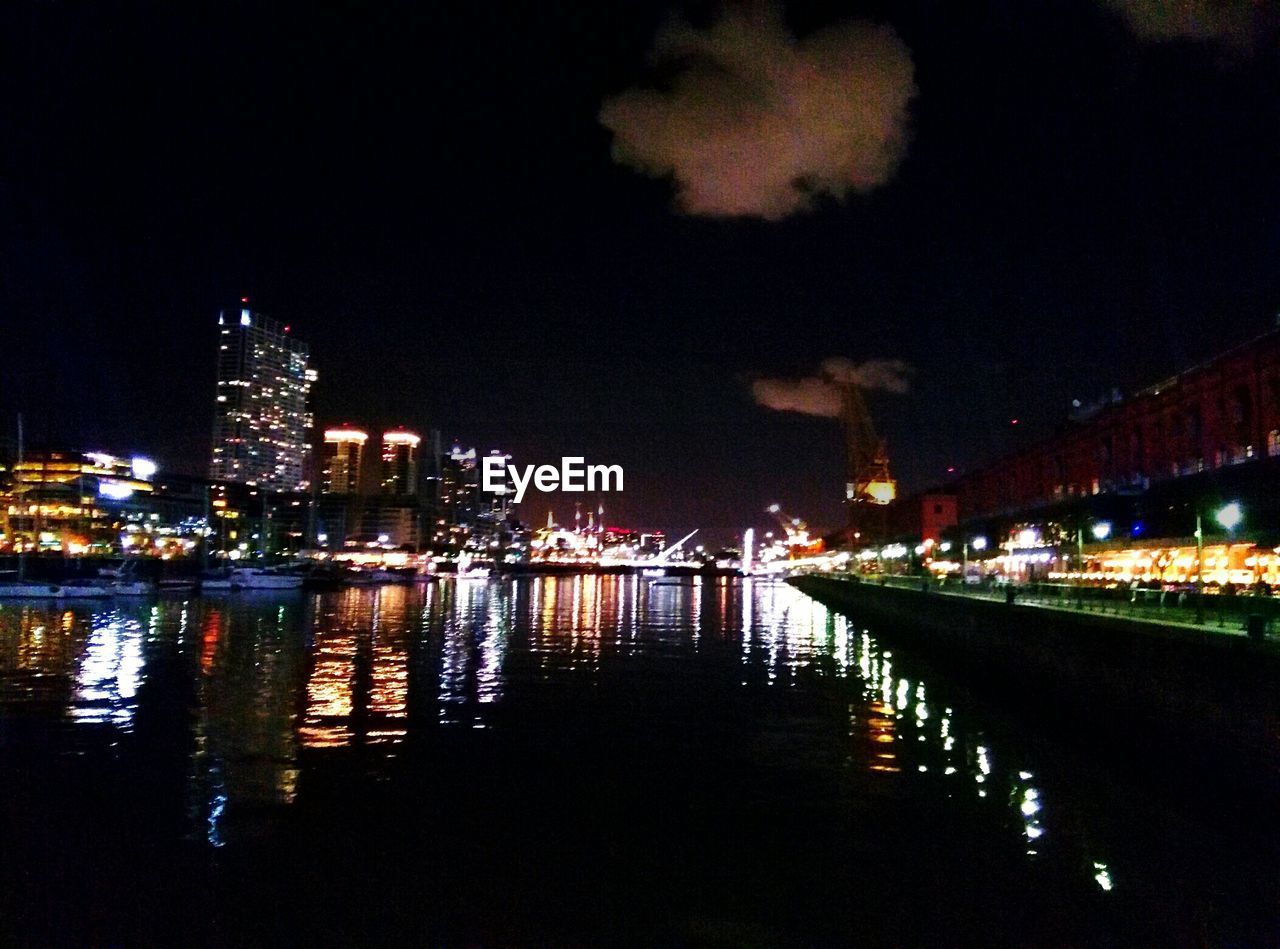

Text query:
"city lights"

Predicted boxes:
[[1216, 502, 1243, 532]]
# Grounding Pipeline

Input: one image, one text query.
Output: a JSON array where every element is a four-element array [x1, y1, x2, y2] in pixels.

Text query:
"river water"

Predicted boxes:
[[0, 576, 1275, 944]]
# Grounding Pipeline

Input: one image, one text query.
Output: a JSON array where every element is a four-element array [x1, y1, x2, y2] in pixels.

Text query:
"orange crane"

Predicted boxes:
[[838, 380, 896, 541]]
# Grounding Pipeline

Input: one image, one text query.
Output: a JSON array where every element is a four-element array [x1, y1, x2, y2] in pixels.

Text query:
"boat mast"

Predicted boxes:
[[15, 413, 23, 582]]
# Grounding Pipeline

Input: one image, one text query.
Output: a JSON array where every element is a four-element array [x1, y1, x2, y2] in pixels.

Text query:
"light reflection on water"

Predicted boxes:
[[1, 575, 1230, 926]]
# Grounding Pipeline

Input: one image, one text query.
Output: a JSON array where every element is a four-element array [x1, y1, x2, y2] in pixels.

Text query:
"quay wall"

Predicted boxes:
[[791, 575, 1280, 798]]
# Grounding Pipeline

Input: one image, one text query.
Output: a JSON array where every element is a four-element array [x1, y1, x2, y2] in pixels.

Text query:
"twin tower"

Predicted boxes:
[[322, 427, 420, 497]]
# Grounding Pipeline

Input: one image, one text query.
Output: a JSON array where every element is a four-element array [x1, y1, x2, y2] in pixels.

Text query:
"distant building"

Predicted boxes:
[[380, 429, 420, 495], [322, 427, 367, 495], [2, 449, 309, 559], [888, 492, 957, 545], [639, 531, 668, 557], [358, 499, 420, 549], [437, 443, 479, 524], [478, 449, 514, 524], [210, 304, 316, 491], [884, 325, 1280, 565], [946, 326, 1280, 525]]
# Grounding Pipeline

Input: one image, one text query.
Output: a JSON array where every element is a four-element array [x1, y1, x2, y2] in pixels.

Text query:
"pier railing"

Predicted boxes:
[[859, 573, 1276, 637]]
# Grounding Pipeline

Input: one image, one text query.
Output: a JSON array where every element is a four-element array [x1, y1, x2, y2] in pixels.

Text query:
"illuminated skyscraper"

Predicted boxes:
[[321, 427, 367, 495], [437, 443, 478, 524], [210, 304, 316, 491], [380, 429, 420, 495]]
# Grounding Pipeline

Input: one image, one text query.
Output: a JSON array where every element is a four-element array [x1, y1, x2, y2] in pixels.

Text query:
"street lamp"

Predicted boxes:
[[1194, 502, 1243, 624], [1075, 520, 1110, 605], [1216, 502, 1243, 532], [962, 536, 987, 586]]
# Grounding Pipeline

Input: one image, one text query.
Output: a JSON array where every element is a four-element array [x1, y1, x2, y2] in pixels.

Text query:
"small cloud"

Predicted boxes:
[[1104, 0, 1267, 47], [752, 357, 912, 417], [600, 2, 916, 220]]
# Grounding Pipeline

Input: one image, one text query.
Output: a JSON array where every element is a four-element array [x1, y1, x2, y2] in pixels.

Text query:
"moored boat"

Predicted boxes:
[[0, 581, 65, 599], [57, 579, 115, 598], [201, 566, 305, 592], [109, 580, 157, 596]]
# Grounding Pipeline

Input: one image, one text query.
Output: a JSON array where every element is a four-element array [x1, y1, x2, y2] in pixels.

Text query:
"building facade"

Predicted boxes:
[[2, 449, 311, 559], [947, 327, 1280, 525], [322, 427, 367, 495], [210, 304, 316, 491], [380, 429, 420, 495]]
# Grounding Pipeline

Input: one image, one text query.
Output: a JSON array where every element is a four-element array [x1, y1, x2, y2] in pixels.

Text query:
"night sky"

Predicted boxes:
[[3, 0, 1279, 541]]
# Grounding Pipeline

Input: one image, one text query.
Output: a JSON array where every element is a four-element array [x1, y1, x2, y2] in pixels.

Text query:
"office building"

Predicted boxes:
[[210, 303, 316, 491], [380, 429, 420, 496], [322, 427, 367, 495]]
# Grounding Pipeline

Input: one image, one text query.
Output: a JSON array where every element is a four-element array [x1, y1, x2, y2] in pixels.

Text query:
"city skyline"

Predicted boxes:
[[7, 4, 1280, 944], [4, 0, 1280, 538]]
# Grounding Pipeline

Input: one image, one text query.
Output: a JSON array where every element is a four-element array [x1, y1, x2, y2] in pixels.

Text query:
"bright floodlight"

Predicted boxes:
[[1091, 521, 1111, 541], [1216, 502, 1243, 532], [767, 503, 780, 514], [971, 536, 988, 551]]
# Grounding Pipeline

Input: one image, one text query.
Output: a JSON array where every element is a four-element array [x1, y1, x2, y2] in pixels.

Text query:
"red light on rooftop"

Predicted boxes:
[[283, 325, 290, 333], [1011, 418, 1019, 425], [240, 296, 248, 303]]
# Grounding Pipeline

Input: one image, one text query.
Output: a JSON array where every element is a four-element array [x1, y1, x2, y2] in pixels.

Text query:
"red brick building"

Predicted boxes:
[[947, 328, 1280, 524]]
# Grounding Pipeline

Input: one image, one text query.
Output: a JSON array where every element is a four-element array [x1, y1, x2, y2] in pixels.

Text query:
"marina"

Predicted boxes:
[[2, 577, 1278, 943]]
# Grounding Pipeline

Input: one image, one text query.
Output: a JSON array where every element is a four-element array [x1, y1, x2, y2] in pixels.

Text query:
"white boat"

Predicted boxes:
[[202, 566, 304, 592], [0, 580, 114, 599], [158, 578, 198, 594], [57, 580, 115, 598], [0, 581, 64, 599], [238, 568, 304, 590], [110, 580, 157, 596], [373, 568, 412, 583], [344, 567, 415, 585], [201, 570, 236, 591], [452, 552, 491, 580]]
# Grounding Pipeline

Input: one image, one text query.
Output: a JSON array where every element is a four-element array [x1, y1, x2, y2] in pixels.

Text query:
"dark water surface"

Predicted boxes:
[[1, 577, 1277, 945]]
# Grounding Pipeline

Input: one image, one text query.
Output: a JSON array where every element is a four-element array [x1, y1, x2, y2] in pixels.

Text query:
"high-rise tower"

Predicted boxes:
[[210, 303, 315, 491], [321, 427, 367, 495], [380, 429, 420, 495]]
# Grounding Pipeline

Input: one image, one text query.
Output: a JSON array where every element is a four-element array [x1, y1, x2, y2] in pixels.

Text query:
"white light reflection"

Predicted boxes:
[[72, 609, 144, 728]]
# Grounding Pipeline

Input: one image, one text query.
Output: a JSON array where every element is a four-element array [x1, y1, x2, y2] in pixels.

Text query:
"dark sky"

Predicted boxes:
[[2, 0, 1279, 542]]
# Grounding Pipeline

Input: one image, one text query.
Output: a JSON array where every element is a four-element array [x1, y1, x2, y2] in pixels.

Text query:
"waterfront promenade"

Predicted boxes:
[[868, 574, 1278, 641]]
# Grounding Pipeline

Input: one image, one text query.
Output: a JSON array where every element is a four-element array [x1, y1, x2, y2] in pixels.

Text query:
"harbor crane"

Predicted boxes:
[[837, 378, 897, 543]]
